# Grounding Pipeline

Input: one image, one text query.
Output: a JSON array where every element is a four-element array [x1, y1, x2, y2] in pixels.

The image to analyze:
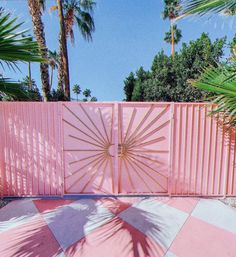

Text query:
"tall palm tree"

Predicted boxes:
[[0, 11, 43, 100], [72, 84, 81, 101], [28, 0, 50, 101], [57, 0, 70, 99], [164, 24, 182, 46], [54, 0, 95, 100], [163, 0, 182, 57], [48, 50, 59, 90]]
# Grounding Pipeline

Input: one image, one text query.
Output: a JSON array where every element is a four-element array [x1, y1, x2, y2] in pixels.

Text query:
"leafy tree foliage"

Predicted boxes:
[[123, 33, 226, 102]]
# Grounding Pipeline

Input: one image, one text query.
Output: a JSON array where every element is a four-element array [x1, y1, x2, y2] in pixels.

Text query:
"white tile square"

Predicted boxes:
[[118, 198, 188, 249], [192, 199, 236, 234], [43, 199, 114, 250], [0, 199, 39, 233]]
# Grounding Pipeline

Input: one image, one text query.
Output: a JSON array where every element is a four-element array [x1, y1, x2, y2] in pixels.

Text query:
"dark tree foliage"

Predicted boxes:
[[124, 33, 226, 102]]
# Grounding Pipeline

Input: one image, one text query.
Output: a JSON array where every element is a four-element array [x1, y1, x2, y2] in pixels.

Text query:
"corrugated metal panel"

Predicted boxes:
[[170, 103, 236, 196], [0, 102, 63, 196]]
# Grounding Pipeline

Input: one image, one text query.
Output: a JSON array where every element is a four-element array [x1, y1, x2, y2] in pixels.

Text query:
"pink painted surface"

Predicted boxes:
[[171, 103, 236, 196], [170, 216, 236, 257], [0, 214, 62, 256], [0, 102, 236, 196], [0, 102, 63, 197], [62, 103, 116, 194], [118, 103, 171, 194], [1, 198, 236, 256]]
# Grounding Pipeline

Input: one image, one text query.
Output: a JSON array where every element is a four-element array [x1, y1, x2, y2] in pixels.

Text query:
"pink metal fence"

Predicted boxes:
[[0, 103, 63, 196], [0, 102, 235, 197], [170, 103, 236, 196]]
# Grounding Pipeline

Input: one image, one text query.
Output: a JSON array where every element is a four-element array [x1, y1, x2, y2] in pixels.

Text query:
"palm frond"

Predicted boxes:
[[0, 12, 44, 67], [191, 63, 236, 127], [0, 78, 31, 100], [181, 0, 236, 16]]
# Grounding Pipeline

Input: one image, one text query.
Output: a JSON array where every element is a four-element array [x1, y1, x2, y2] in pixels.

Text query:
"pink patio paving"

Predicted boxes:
[[0, 197, 236, 257]]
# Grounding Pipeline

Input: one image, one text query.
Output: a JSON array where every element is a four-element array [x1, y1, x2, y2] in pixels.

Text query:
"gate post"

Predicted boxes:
[[168, 102, 175, 197], [114, 102, 119, 194], [58, 102, 65, 197]]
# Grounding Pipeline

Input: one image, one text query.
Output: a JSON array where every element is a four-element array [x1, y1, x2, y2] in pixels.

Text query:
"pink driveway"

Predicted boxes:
[[0, 197, 236, 257]]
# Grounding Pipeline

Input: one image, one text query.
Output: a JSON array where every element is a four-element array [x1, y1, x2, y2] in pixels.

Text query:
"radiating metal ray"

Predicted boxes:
[[109, 156, 115, 193], [69, 152, 104, 165], [123, 108, 137, 143], [127, 105, 169, 145], [98, 159, 109, 190], [69, 134, 104, 149], [67, 155, 105, 191], [131, 136, 166, 148], [65, 154, 105, 179], [80, 104, 108, 145], [63, 104, 105, 145], [126, 155, 167, 191], [136, 120, 170, 145], [131, 149, 169, 154], [81, 156, 107, 193], [127, 154, 168, 179], [123, 157, 135, 191], [98, 108, 110, 143], [63, 119, 104, 146], [125, 156, 153, 192], [126, 105, 155, 144], [127, 151, 164, 165]]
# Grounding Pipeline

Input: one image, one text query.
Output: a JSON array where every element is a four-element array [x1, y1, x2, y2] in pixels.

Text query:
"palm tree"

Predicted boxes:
[[0, 11, 43, 100], [57, 0, 95, 99], [83, 88, 91, 98], [28, 0, 50, 101], [48, 50, 59, 90], [163, 0, 182, 57], [72, 84, 81, 101], [57, 0, 70, 99], [63, 0, 95, 42], [90, 96, 97, 101], [164, 24, 182, 46], [181, 0, 236, 129]]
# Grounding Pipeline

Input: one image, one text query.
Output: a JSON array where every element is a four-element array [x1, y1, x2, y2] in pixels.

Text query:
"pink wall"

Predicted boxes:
[[0, 102, 235, 197]]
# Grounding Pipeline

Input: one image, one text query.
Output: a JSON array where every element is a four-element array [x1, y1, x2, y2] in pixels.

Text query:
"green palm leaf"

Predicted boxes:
[[0, 11, 44, 100], [182, 0, 236, 16], [191, 63, 236, 127]]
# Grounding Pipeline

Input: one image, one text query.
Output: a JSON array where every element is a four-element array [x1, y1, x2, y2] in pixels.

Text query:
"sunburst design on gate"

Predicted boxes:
[[63, 104, 115, 193], [118, 104, 170, 193]]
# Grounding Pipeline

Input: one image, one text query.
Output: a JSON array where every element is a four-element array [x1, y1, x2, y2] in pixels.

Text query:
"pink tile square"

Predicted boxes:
[[65, 217, 166, 257], [170, 216, 236, 257], [33, 199, 75, 213], [98, 198, 133, 215], [0, 215, 62, 257], [156, 197, 199, 214]]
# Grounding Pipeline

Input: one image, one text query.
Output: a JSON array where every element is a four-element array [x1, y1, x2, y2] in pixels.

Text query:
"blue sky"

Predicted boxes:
[[2, 0, 236, 101]]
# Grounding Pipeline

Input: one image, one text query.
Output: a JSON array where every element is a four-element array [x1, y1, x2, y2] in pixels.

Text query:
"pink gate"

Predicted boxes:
[[62, 102, 171, 194]]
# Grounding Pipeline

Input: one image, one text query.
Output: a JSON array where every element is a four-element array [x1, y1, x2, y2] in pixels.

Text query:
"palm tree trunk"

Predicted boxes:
[[171, 20, 175, 58], [57, 0, 70, 100], [57, 35, 64, 91], [28, 0, 50, 101], [28, 62, 32, 90], [50, 66, 53, 91]]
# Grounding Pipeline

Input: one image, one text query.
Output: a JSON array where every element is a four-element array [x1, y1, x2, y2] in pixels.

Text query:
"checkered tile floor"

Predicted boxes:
[[0, 197, 236, 257]]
